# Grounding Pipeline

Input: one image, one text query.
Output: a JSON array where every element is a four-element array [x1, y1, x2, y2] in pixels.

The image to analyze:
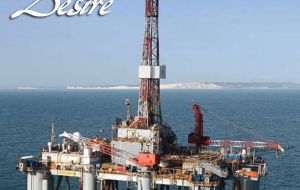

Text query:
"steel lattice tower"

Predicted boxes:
[[138, 0, 165, 127]]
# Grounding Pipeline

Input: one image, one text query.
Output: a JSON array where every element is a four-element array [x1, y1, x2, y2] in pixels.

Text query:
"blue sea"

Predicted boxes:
[[0, 90, 299, 190]]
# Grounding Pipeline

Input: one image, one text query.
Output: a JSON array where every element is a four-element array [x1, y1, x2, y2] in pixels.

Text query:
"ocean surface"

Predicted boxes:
[[0, 90, 299, 190]]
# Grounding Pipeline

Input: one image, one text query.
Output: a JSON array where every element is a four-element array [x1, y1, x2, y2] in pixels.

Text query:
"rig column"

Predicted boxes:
[[233, 177, 260, 190], [137, 176, 151, 190], [137, 167, 151, 190], [96, 180, 103, 190], [42, 173, 54, 190], [27, 172, 43, 190], [83, 172, 96, 190]]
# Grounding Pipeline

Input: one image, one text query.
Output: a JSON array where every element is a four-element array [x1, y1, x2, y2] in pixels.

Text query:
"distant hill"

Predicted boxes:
[[215, 82, 300, 89], [66, 82, 300, 90]]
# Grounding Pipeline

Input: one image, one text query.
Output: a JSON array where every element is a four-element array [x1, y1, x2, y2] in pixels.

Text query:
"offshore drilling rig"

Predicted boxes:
[[16, 1, 284, 190]]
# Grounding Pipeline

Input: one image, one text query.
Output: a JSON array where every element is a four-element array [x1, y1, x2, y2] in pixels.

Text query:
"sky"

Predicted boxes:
[[0, 0, 300, 89]]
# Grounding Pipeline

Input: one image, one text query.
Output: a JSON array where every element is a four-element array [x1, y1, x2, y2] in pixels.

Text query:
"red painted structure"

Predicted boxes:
[[187, 104, 284, 155], [188, 104, 210, 146], [138, 153, 160, 167], [138, 0, 161, 127]]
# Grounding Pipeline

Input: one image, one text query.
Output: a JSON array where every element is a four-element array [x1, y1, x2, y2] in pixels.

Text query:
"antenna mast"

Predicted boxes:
[[50, 120, 56, 147]]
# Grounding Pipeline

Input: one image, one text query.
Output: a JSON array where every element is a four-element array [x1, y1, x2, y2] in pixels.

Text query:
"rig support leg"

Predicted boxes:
[[111, 181, 115, 190], [83, 173, 96, 190], [27, 172, 43, 190], [126, 181, 131, 190], [219, 179, 225, 190], [235, 178, 260, 190], [42, 173, 54, 190], [104, 180, 111, 190], [137, 177, 151, 190], [55, 176, 63, 190], [97, 180, 103, 190], [137, 168, 151, 190], [233, 178, 241, 190], [79, 177, 83, 190], [66, 177, 71, 190], [113, 181, 118, 190]]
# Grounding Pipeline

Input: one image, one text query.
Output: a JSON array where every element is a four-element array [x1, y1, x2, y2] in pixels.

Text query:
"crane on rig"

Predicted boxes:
[[188, 103, 284, 156]]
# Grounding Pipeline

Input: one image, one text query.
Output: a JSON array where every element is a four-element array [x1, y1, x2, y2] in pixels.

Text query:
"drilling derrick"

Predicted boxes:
[[109, 1, 174, 165], [138, 0, 165, 127]]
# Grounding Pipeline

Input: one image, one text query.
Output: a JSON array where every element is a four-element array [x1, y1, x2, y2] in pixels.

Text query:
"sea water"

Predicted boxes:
[[0, 89, 299, 190]]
